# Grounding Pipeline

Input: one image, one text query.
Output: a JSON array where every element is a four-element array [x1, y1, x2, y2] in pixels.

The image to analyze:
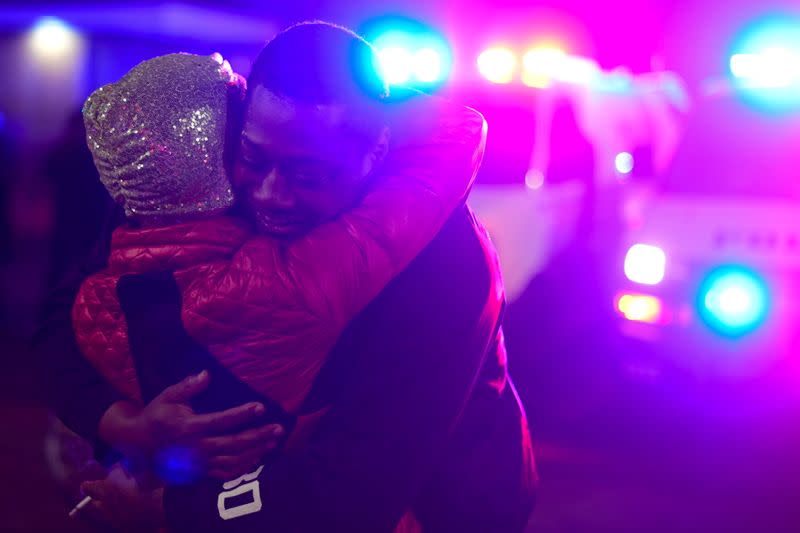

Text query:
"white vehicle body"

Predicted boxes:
[[615, 86, 800, 378], [468, 66, 687, 301]]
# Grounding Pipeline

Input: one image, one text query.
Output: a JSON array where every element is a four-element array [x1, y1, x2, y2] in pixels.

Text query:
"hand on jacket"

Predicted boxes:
[[99, 370, 284, 480]]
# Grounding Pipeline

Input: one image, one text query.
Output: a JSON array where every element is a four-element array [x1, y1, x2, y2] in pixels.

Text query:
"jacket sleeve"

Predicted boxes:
[[72, 271, 142, 402], [163, 208, 501, 532], [277, 99, 487, 327], [185, 99, 487, 339]]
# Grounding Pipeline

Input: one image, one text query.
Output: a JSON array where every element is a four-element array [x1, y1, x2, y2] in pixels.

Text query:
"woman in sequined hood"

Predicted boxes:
[[71, 52, 485, 465]]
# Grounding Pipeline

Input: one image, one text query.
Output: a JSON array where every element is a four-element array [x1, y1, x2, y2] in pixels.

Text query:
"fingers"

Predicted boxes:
[[159, 371, 210, 403], [184, 402, 265, 436], [196, 423, 282, 480], [198, 424, 283, 456]]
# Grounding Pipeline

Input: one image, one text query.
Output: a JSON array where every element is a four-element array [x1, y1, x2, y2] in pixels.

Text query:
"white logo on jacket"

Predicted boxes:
[[217, 465, 264, 520]]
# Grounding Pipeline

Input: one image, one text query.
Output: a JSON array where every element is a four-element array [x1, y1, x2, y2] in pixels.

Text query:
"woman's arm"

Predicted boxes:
[[180, 98, 486, 413], [186, 98, 486, 346], [278, 98, 486, 325], [160, 207, 505, 532], [39, 200, 282, 474]]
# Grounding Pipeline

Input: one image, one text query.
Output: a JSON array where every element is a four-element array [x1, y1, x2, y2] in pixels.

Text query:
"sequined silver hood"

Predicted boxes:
[[83, 53, 236, 224]]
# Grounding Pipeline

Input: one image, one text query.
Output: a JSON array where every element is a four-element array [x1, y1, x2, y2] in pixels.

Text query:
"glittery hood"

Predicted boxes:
[[83, 53, 237, 224]]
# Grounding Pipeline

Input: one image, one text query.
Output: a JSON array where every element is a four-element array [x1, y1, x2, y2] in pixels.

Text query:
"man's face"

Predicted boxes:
[[233, 85, 385, 238]]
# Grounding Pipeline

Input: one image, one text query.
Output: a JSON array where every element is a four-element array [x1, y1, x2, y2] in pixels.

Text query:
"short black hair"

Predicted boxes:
[[249, 21, 389, 109]]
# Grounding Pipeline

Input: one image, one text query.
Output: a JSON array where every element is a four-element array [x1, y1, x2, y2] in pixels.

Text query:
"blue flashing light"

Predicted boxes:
[[362, 17, 451, 87], [729, 15, 800, 111], [377, 46, 414, 84], [698, 266, 770, 337], [155, 446, 200, 485]]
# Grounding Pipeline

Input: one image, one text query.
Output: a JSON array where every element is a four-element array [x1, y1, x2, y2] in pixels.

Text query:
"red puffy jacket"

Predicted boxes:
[[72, 102, 486, 428]]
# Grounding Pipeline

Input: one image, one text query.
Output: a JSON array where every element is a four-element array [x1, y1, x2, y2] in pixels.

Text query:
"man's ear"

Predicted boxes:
[[362, 125, 390, 178]]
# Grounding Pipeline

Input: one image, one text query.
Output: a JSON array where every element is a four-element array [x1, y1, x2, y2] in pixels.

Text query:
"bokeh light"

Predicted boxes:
[[477, 47, 516, 84], [616, 293, 663, 324], [729, 15, 800, 111], [732, 15, 800, 60], [699, 266, 770, 337], [413, 48, 442, 83], [624, 244, 666, 285], [28, 17, 81, 60], [522, 47, 565, 88], [730, 48, 800, 88], [378, 46, 414, 84], [615, 151, 635, 174], [155, 446, 200, 485], [364, 16, 451, 87], [524, 169, 545, 190]]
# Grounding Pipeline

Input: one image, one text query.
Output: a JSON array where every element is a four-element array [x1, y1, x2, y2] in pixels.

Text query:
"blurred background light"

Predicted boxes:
[[624, 244, 666, 285], [378, 46, 414, 84], [522, 47, 565, 88], [412, 47, 442, 83], [520, 46, 600, 88], [524, 169, 545, 190], [615, 151, 635, 174], [616, 293, 663, 324], [699, 267, 770, 337], [28, 17, 81, 60], [732, 15, 800, 61], [730, 48, 800, 88], [364, 16, 451, 87], [729, 15, 800, 110], [477, 47, 516, 84], [553, 55, 600, 85], [155, 446, 200, 485]]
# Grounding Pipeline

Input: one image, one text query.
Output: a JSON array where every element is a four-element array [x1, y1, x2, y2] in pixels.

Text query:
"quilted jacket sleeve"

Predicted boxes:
[[279, 99, 487, 327], [72, 271, 142, 402], [187, 99, 486, 336]]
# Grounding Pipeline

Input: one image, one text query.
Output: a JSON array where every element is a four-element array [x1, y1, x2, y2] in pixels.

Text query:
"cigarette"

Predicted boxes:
[[68, 495, 92, 518]]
